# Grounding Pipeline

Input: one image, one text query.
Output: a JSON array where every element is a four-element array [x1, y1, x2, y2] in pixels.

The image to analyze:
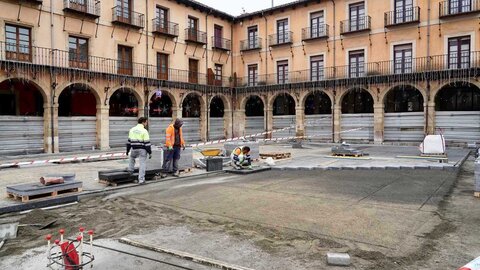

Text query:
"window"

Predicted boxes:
[[310, 11, 325, 38], [277, 60, 289, 84], [394, 44, 413, 74], [248, 26, 258, 49], [214, 25, 223, 49], [155, 6, 168, 32], [187, 16, 199, 41], [117, 45, 133, 75], [248, 64, 258, 86], [214, 64, 223, 86], [157, 53, 168, 80], [449, 0, 472, 14], [349, 2, 365, 32], [189, 59, 199, 83], [448, 36, 471, 69], [277, 19, 289, 44], [69, 36, 89, 69], [116, 0, 131, 23], [349, 50, 365, 78], [395, 0, 413, 23], [5, 24, 31, 62], [310, 55, 324, 81]]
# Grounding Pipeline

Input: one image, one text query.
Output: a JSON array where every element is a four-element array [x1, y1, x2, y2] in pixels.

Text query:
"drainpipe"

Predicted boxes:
[[231, 21, 235, 138], [50, 0, 55, 153], [206, 10, 211, 141], [145, 0, 149, 119], [426, 0, 431, 135], [331, 0, 336, 142], [263, 12, 268, 137]]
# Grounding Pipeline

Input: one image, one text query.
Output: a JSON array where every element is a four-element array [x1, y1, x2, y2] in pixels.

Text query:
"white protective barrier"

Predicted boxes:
[[273, 115, 296, 138], [149, 117, 173, 146], [182, 118, 201, 143], [0, 116, 44, 156], [341, 113, 374, 142], [59, 116, 96, 152], [436, 111, 480, 144], [245, 116, 265, 139], [384, 112, 425, 142], [209, 117, 225, 140], [109, 117, 138, 149], [305, 115, 332, 141]]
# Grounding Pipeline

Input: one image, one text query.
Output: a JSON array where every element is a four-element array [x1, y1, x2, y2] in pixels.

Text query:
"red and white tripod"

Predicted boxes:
[[45, 227, 95, 269]]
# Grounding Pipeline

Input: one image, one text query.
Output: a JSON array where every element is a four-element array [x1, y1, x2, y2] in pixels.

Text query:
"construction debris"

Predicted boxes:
[[327, 252, 351, 266]]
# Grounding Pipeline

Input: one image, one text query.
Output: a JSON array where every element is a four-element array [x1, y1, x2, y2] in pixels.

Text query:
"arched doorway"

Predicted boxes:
[[435, 82, 480, 144], [272, 94, 296, 139], [149, 91, 174, 147], [304, 91, 332, 141], [109, 88, 139, 148], [384, 85, 424, 142], [245, 95, 265, 138], [341, 88, 374, 142], [182, 93, 202, 142], [209, 96, 225, 140], [0, 79, 45, 155], [58, 83, 97, 152]]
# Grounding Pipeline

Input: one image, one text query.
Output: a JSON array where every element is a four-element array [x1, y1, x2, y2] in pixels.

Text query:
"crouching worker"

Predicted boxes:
[[230, 146, 252, 170]]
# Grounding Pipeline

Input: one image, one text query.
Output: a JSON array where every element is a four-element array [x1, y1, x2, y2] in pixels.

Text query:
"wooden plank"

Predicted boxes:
[[475, 192, 480, 198]]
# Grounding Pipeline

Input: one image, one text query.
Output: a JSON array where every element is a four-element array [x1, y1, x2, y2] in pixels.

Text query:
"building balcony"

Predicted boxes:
[[268, 31, 293, 47], [384, 7, 420, 27], [302, 25, 329, 41], [211, 37, 231, 51], [185, 28, 207, 45], [340, 16, 371, 35], [240, 37, 262, 51], [25, 0, 43, 4], [152, 19, 179, 37], [439, 0, 480, 18], [63, 0, 101, 18], [111, 6, 145, 29]]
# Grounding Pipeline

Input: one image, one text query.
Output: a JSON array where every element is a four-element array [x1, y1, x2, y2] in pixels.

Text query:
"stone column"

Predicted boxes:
[[232, 109, 245, 138], [373, 103, 384, 144], [200, 109, 207, 142], [266, 107, 273, 139], [333, 103, 342, 143], [224, 109, 234, 139], [96, 105, 110, 150], [43, 103, 59, 153], [295, 106, 305, 138], [426, 101, 436, 135]]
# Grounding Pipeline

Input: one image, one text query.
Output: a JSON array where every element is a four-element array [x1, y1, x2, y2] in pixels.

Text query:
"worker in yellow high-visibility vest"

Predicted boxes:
[[126, 117, 152, 184]]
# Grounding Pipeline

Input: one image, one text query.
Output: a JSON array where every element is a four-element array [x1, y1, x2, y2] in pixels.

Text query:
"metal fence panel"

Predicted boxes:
[[149, 118, 173, 146], [436, 111, 480, 143], [109, 117, 138, 149], [245, 116, 265, 138], [305, 115, 332, 141], [273, 115, 296, 139], [182, 118, 201, 143], [0, 116, 44, 156], [209, 117, 225, 140], [341, 113, 374, 141], [384, 112, 425, 142], [59, 117, 97, 152]]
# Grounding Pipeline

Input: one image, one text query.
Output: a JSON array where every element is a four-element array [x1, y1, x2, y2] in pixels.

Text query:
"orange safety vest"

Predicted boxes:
[[165, 124, 185, 147]]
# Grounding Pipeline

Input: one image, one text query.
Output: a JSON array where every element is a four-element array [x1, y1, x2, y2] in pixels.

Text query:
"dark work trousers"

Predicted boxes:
[[162, 146, 182, 173]]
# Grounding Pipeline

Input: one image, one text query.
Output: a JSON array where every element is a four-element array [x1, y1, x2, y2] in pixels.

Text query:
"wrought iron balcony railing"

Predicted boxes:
[[439, 0, 480, 18], [240, 37, 262, 51], [340, 16, 371, 34], [268, 31, 293, 47], [111, 6, 145, 29], [0, 42, 233, 87], [385, 6, 420, 27], [302, 25, 329, 41], [64, 0, 101, 18], [1, 41, 479, 89], [211, 37, 231, 51], [26, 0, 43, 4], [152, 19, 179, 37], [185, 28, 207, 44]]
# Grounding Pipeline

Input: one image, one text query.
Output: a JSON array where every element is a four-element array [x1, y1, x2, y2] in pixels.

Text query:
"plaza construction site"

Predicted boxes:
[[0, 133, 480, 269]]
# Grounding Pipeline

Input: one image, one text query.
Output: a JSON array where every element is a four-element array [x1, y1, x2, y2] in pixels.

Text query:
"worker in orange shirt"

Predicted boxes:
[[161, 118, 186, 178]]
